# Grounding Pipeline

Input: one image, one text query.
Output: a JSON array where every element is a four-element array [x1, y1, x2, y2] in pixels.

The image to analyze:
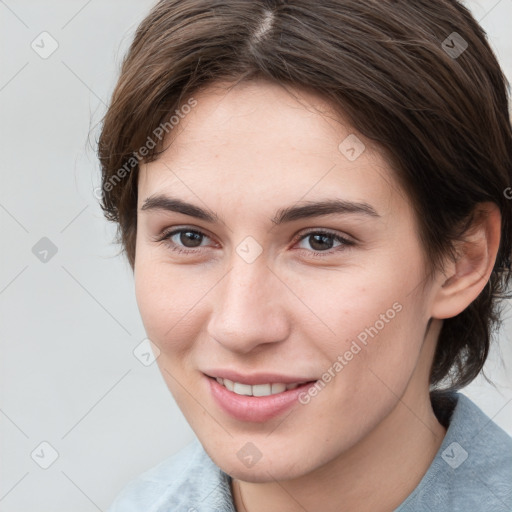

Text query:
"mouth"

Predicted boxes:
[[204, 373, 318, 423], [211, 376, 313, 397]]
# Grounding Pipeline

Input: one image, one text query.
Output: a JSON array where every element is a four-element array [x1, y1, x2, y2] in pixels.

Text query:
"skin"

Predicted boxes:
[[134, 79, 501, 512]]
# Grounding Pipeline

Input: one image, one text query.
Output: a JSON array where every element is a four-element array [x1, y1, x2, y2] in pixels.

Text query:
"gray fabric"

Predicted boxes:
[[108, 392, 512, 511]]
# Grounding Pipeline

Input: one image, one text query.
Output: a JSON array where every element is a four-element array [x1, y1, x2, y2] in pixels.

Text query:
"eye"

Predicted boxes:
[[293, 229, 355, 257], [154, 227, 214, 255], [153, 227, 355, 257]]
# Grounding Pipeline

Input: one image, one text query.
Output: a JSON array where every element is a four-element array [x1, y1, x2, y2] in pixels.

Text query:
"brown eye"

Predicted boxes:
[[176, 230, 204, 248], [156, 228, 213, 254], [295, 230, 355, 256]]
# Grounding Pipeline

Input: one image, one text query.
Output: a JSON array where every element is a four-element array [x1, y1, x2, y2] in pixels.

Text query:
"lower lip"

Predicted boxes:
[[206, 375, 317, 423]]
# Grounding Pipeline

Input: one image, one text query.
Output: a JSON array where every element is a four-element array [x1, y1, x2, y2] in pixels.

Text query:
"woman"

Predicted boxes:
[[98, 0, 512, 510]]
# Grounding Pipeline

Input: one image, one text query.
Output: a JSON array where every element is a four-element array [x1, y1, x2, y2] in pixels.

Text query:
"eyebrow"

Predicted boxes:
[[140, 194, 380, 224]]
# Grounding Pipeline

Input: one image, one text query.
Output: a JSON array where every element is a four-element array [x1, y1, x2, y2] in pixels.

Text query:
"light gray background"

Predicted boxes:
[[1, 1, 511, 510]]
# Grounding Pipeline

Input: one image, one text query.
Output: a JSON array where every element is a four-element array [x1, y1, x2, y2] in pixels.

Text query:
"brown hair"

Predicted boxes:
[[97, 0, 512, 393]]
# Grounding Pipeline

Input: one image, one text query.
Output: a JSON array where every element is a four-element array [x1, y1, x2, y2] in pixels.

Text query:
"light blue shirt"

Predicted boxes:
[[108, 392, 512, 511]]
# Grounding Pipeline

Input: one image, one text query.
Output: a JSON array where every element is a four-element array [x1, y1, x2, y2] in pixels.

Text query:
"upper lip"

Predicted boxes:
[[203, 369, 317, 385]]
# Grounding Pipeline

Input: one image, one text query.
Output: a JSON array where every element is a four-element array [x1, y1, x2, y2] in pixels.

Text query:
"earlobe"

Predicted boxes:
[[431, 202, 501, 320]]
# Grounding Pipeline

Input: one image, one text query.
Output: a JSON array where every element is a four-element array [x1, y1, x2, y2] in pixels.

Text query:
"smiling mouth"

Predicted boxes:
[[205, 374, 319, 422], [208, 376, 316, 397]]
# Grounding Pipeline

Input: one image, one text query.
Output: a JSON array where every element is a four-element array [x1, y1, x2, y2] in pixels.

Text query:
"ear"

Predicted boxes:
[[430, 202, 501, 320]]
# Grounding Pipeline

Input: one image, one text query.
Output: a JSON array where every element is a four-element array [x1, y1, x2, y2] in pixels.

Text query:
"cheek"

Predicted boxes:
[[134, 263, 200, 404], [134, 265, 169, 339], [312, 269, 410, 351], [317, 263, 427, 392], [133, 253, 214, 358], [134, 251, 182, 347]]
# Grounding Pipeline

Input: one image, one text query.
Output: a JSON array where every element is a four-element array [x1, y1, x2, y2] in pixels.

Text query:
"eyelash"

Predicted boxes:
[[153, 227, 355, 258]]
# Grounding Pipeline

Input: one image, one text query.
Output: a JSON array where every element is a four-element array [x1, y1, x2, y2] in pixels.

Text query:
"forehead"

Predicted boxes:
[[137, 79, 403, 217]]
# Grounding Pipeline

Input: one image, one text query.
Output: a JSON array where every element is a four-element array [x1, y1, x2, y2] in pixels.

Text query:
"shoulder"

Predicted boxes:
[[397, 392, 512, 512], [107, 438, 234, 512]]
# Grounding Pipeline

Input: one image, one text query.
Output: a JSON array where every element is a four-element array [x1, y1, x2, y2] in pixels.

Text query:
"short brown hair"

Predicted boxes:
[[97, 0, 512, 392]]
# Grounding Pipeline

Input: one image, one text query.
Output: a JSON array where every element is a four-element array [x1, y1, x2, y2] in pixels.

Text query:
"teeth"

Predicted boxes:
[[271, 383, 286, 394], [223, 378, 234, 391], [252, 384, 271, 396], [233, 382, 252, 396], [214, 377, 306, 397]]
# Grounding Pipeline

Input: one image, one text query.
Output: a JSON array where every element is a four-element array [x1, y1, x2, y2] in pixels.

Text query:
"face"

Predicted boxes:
[[134, 79, 439, 482]]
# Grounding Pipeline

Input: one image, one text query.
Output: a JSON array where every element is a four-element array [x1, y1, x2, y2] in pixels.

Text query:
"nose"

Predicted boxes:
[[206, 257, 290, 355]]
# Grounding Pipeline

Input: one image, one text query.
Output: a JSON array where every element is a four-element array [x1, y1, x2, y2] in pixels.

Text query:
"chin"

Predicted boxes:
[[203, 443, 314, 483], [227, 463, 309, 483]]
